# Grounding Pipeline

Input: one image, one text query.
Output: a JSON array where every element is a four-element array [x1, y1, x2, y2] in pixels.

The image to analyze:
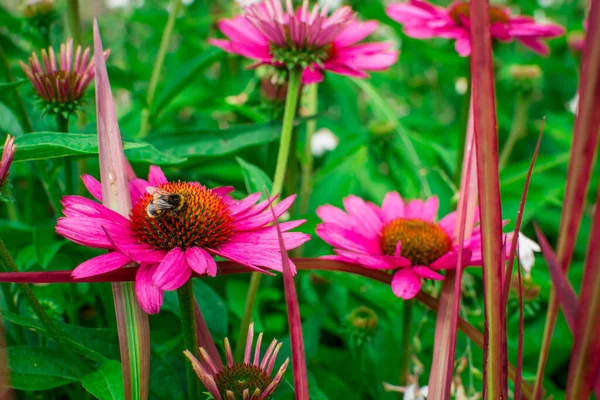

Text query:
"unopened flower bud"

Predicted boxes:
[[23, 0, 55, 19], [346, 306, 378, 345]]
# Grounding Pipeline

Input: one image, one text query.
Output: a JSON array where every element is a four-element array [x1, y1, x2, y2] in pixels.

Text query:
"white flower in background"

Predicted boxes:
[[518, 232, 541, 279], [311, 128, 339, 157], [455, 77, 468, 95], [319, 0, 343, 9], [383, 383, 428, 399], [568, 93, 579, 115], [237, 0, 261, 5]]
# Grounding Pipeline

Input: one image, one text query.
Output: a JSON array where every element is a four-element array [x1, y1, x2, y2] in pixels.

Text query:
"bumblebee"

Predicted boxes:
[[145, 187, 186, 218]]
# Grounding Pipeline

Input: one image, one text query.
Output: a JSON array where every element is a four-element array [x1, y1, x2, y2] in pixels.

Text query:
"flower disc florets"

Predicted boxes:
[[381, 218, 453, 266], [448, 2, 510, 26], [215, 363, 273, 399], [129, 182, 234, 251]]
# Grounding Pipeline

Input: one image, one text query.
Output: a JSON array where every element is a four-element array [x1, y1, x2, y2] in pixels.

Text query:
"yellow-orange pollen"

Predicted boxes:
[[380, 219, 452, 266], [129, 182, 234, 251], [449, 2, 510, 26]]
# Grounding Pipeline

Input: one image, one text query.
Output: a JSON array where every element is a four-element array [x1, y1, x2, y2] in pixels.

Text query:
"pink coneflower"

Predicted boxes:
[[184, 323, 289, 400], [19, 38, 109, 116], [387, 0, 564, 57], [56, 165, 310, 314], [210, 0, 399, 84], [316, 192, 488, 299], [0, 135, 16, 193]]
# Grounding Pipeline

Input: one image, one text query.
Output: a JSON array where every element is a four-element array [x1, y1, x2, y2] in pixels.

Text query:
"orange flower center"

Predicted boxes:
[[129, 182, 234, 251], [449, 2, 510, 26], [380, 219, 453, 266]]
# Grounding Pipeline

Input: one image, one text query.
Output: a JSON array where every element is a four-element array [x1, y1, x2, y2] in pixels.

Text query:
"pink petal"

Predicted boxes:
[[335, 20, 379, 47], [234, 195, 296, 230], [185, 247, 217, 277], [333, 249, 410, 270], [454, 37, 472, 56], [152, 247, 192, 291], [391, 268, 422, 299], [72, 252, 132, 279], [148, 165, 168, 186], [301, 67, 324, 84], [516, 37, 550, 56], [438, 211, 457, 238], [129, 178, 150, 202], [316, 224, 382, 254], [214, 242, 296, 274], [381, 191, 405, 223], [420, 196, 439, 222], [208, 247, 272, 274], [81, 174, 103, 201], [135, 263, 163, 314], [342, 195, 383, 239], [413, 265, 444, 280], [430, 248, 472, 270]]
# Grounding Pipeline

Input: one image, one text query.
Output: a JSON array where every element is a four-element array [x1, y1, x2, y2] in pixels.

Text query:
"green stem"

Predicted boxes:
[[57, 114, 74, 195], [398, 300, 413, 399], [498, 93, 532, 170], [235, 68, 303, 360], [139, 0, 183, 138], [66, 0, 82, 46], [0, 44, 33, 132], [178, 281, 200, 400], [0, 239, 74, 359], [454, 72, 472, 185], [299, 83, 318, 215]]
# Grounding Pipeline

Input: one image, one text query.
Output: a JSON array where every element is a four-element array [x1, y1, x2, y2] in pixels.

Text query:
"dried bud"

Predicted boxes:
[[346, 306, 378, 345], [23, 0, 55, 19], [567, 31, 585, 54], [509, 65, 542, 81], [0, 135, 16, 201]]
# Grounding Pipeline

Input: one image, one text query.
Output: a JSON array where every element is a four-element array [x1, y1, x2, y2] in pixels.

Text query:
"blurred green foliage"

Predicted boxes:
[[0, 0, 595, 399]]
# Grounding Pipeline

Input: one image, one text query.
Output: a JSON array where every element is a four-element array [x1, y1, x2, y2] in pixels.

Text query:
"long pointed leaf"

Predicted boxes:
[[268, 193, 309, 399], [428, 100, 477, 397], [94, 20, 150, 400], [502, 121, 544, 308], [469, 0, 507, 396], [566, 182, 600, 398], [534, 225, 578, 331], [533, 0, 600, 396]]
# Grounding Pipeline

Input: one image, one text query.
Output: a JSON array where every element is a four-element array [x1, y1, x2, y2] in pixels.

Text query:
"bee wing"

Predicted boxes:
[[146, 186, 171, 198]]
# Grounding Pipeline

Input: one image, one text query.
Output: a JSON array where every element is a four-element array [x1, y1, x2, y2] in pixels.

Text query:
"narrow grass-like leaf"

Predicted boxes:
[[533, 0, 600, 396], [267, 191, 309, 400], [534, 224, 577, 331], [94, 20, 150, 400], [193, 300, 223, 370], [566, 182, 600, 398], [502, 120, 544, 308], [469, 0, 507, 396], [428, 100, 477, 398], [514, 257, 525, 400]]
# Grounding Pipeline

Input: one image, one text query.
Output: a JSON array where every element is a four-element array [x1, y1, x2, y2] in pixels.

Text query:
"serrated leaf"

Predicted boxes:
[[236, 157, 272, 199], [82, 360, 125, 400], [2, 346, 84, 390]]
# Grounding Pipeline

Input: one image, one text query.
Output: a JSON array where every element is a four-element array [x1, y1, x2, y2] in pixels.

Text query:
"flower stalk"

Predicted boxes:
[[498, 92, 532, 169], [178, 281, 200, 399], [236, 67, 303, 359], [398, 300, 413, 393], [139, 0, 183, 138], [299, 83, 318, 215], [66, 0, 81, 46]]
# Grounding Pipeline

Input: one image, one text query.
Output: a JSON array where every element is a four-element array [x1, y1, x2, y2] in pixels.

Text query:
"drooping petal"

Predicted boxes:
[[72, 252, 132, 279], [391, 268, 422, 299], [135, 263, 163, 314], [81, 174, 103, 201], [185, 247, 217, 277], [152, 247, 191, 291], [148, 165, 168, 186], [413, 265, 444, 280]]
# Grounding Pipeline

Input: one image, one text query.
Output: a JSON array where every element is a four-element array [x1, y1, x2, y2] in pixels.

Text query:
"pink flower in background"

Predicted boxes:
[[210, 0, 399, 84], [316, 192, 487, 299], [387, 0, 564, 56], [20, 38, 110, 115], [56, 166, 310, 314], [184, 322, 289, 400]]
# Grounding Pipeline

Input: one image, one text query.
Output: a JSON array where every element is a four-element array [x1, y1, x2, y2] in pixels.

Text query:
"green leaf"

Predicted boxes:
[[154, 48, 225, 116], [0, 79, 27, 94], [2, 346, 84, 390], [236, 157, 273, 198], [82, 360, 125, 400], [1, 312, 118, 362], [124, 142, 187, 165], [193, 280, 229, 338], [147, 122, 283, 159], [33, 224, 67, 269], [9, 133, 145, 162], [0, 102, 24, 136]]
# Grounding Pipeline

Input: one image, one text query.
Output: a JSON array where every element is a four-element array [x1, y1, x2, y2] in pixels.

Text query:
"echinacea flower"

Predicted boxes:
[[210, 0, 399, 84], [387, 0, 564, 57], [316, 192, 490, 299], [20, 38, 110, 116], [184, 323, 289, 400], [56, 165, 310, 314]]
